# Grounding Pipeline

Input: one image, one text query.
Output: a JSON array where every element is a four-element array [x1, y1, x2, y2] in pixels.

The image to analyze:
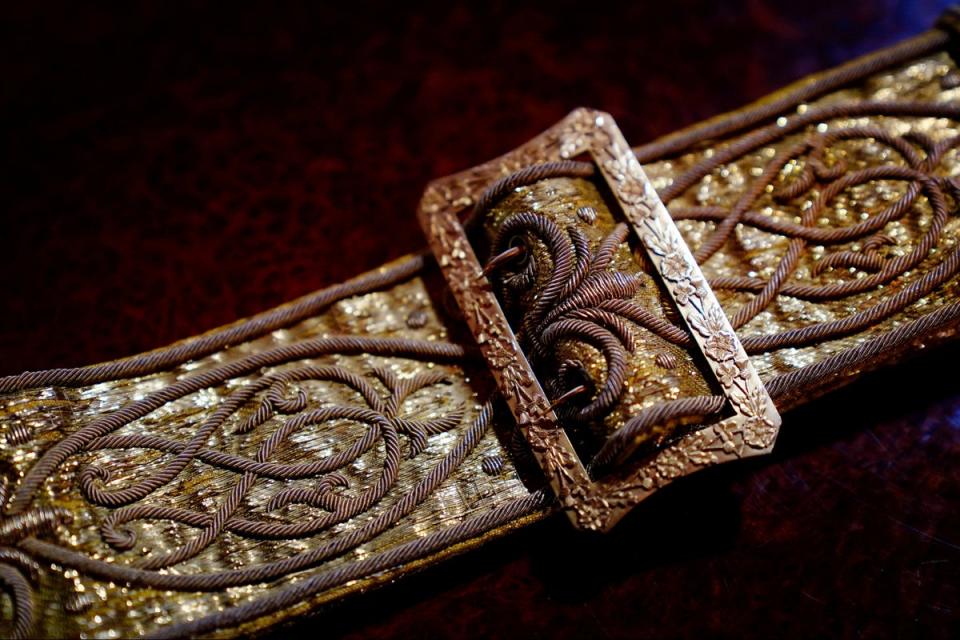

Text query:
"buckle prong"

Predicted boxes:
[[549, 384, 590, 410], [482, 245, 527, 276]]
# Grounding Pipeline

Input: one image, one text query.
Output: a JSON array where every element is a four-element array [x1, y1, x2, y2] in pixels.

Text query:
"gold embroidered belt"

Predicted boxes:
[[4, 9, 960, 638]]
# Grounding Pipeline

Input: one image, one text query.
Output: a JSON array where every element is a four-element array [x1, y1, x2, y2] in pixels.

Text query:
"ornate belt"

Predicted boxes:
[[4, 10, 960, 637]]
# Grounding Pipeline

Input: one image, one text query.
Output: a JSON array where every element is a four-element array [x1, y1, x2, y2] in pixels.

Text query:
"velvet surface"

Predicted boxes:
[[2, 2, 958, 638]]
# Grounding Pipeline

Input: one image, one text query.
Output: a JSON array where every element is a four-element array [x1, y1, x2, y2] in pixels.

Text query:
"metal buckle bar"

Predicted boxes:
[[418, 109, 781, 531]]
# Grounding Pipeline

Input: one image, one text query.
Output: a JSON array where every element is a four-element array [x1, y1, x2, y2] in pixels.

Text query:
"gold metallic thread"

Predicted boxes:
[[2, 51, 960, 638]]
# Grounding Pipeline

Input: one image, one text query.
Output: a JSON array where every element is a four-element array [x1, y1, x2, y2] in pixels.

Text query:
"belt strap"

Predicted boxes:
[[2, 18, 960, 639]]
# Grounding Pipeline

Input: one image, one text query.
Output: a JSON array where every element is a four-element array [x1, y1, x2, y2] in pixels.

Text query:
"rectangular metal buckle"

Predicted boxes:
[[418, 108, 781, 531]]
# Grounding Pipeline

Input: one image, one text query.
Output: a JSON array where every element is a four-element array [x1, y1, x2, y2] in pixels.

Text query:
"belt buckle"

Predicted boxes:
[[418, 108, 781, 531]]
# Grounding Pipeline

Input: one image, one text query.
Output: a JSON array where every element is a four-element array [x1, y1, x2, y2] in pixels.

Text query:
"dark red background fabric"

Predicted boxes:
[[2, 2, 959, 638]]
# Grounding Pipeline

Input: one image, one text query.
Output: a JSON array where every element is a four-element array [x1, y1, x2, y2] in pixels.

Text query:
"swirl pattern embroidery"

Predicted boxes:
[[663, 108, 960, 352], [489, 213, 647, 424], [0, 332, 495, 636], [3, 45, 960, 636], [86, 366, 464, 566]]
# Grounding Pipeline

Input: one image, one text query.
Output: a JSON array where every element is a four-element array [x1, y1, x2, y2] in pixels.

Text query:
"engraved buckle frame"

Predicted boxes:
[[418, 109, 781, 531]]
